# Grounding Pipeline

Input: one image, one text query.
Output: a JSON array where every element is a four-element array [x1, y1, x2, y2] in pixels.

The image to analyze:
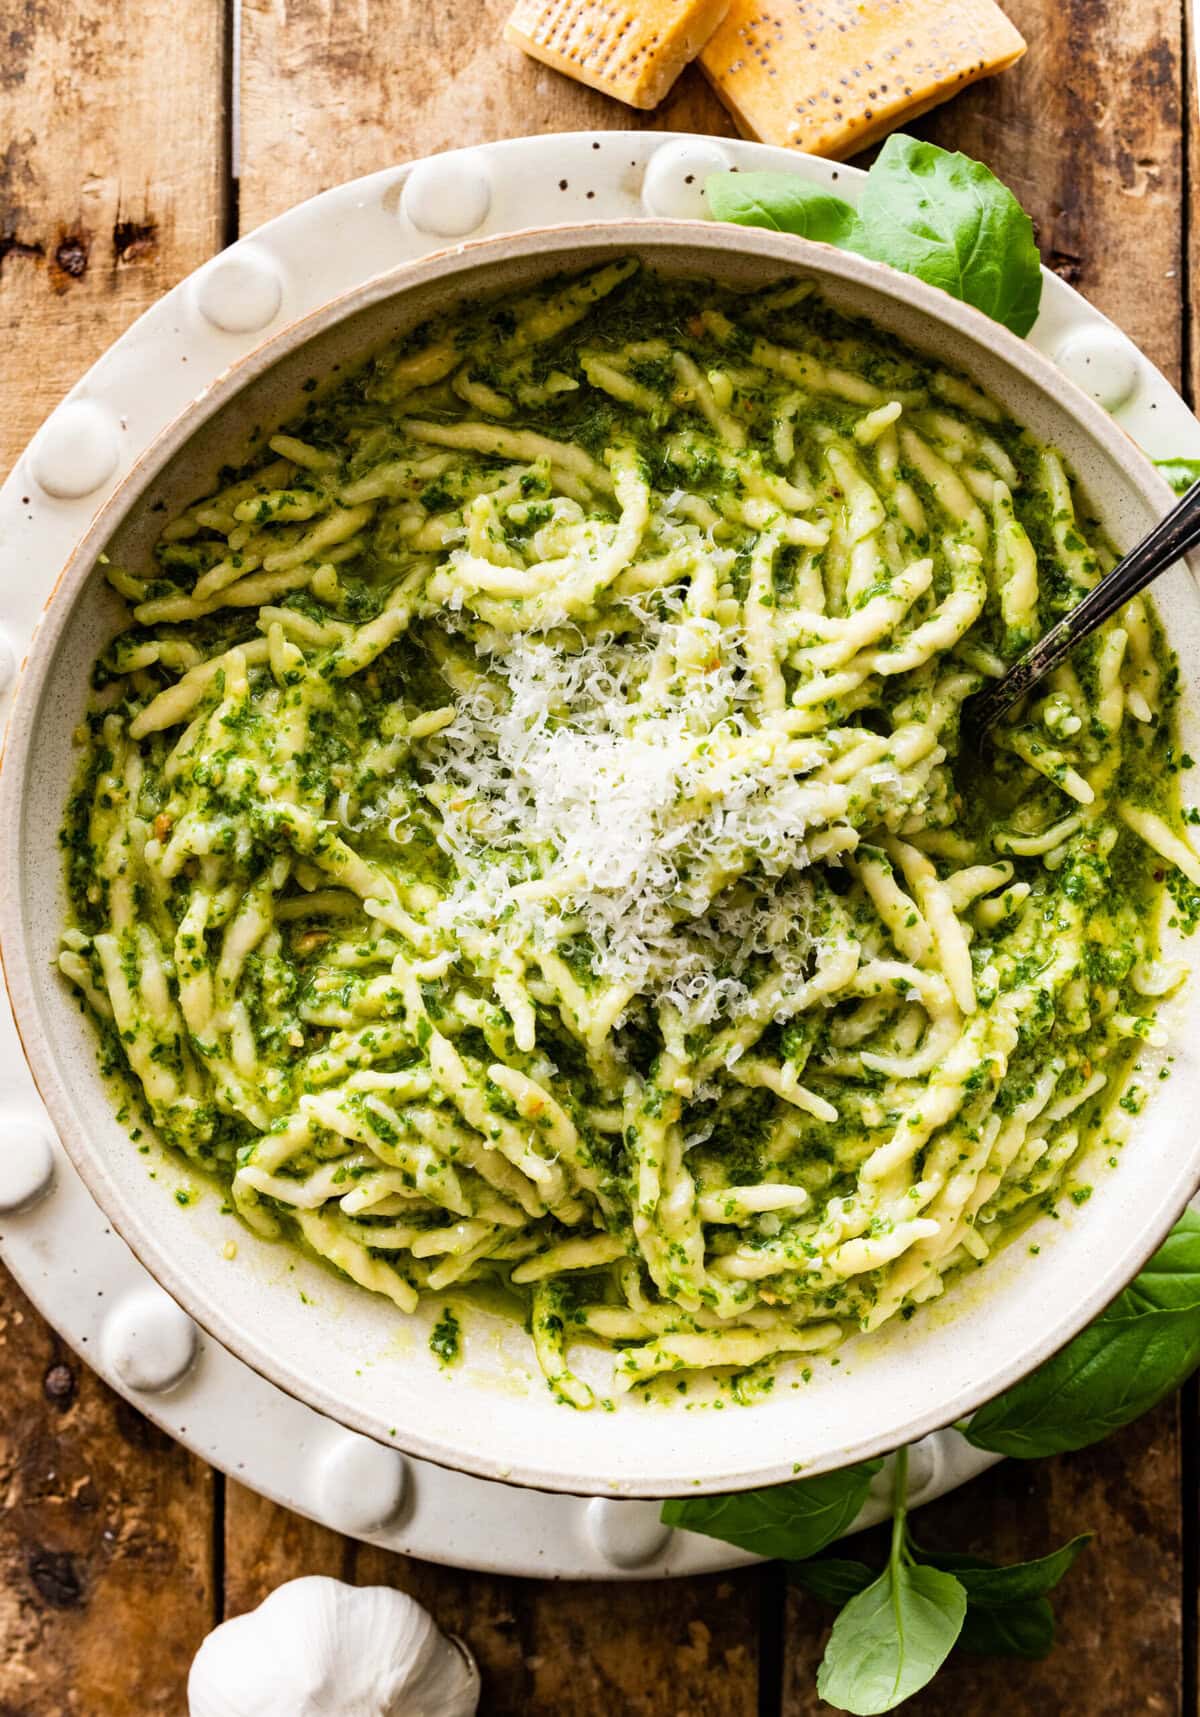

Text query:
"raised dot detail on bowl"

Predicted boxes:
[[402, 154, 492, 238], [867, 1435, 947, 1513], [29, 401, 119, 500], [1053, 325, 1141, 413], [905, 1433, 946, 1506], [195, 245, 284, 334], [102, 1286, 198, 1393], [585, 1497, 672, 1568], [0, 1116, 55, 1213], [641, 139, 733, 222], [316, 1434, 409, 1533], [867, 1459, 892, 1505]]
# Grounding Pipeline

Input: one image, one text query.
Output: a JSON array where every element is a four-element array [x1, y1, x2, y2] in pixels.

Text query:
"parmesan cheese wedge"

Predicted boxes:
[[505, 0, 732, 110], [700, 0, 1026, 159]]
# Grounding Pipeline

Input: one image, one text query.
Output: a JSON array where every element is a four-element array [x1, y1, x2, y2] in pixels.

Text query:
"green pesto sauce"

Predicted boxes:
[[429, 1305, 462, 1365], [58, 261, 1194, 1400]]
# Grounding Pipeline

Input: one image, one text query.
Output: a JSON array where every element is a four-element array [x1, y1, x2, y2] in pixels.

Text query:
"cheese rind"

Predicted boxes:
[[505, 0, 732, 110], [700, 0, 1026, 159]]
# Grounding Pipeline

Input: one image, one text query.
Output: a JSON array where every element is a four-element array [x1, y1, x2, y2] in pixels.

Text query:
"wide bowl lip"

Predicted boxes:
[[2, 215, 1198, 1498]]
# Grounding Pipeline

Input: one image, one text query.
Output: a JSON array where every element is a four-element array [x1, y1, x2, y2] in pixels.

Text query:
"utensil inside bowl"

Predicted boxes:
[[4, 221, 1199, 1497]]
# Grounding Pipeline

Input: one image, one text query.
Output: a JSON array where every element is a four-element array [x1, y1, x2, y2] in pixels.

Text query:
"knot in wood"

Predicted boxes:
[[43, 1362, 76, 1407]]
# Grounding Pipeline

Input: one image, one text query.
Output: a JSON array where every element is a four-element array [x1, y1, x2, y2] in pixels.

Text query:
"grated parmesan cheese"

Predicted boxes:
[[425, 589, 846, 1024]]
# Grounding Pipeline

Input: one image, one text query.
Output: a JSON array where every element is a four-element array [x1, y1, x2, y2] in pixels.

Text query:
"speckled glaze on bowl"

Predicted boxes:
[[3, 221, 1199, 1498]]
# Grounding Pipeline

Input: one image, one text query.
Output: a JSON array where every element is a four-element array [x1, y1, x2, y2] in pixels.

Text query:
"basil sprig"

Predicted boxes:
[[815, 1449, 966, 1715], [663, 1213, 1200, 1710], [792, 1534, 1091, 1668], [957, 1594, 1055, 1659], [916, 1534, 1092, 1605], [705, 133, 1042, 338], [665, 1456, 1090, 1709]]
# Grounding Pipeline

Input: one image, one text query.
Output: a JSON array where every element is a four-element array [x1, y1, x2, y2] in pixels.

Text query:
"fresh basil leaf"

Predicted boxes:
[[1123, 1208, 1200, 1312], [966, 1303, 1200, 1457], [968, 1217, 1200, 1455], [849, 134, 1042, 337], [705, 171, 858, 246], [789, 1558, 875, 1605], [905, 1547, 992, 1572], [914, 1534, 1091, 1604], [957, 1596, 1056, 1660], [816, 1561, 966, 1715], [661, 1459, 881, 1560], [1155, 458, 1200, 496]]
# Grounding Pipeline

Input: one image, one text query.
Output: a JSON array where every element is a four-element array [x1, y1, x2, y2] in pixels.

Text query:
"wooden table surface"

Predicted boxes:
[[1, 1, 1197, 1710]]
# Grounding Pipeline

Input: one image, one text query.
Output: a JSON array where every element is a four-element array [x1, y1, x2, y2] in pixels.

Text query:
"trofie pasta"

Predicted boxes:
[[60, 263, 1197, 1408]]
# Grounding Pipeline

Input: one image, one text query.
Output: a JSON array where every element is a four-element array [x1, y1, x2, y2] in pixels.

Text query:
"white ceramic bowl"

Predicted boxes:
[[3, 221, 1199, 1498]]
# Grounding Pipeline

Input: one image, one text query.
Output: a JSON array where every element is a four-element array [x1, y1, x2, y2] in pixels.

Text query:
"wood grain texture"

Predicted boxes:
[[0, 0, 228, 474], [363, 1552, 763, 1715], [238, 0, 735, 228], [913, 0, 1186, 382], [224, 1486, 765, 1712], [1187, 10, 1199, 413], [0, 6, 226, 1710], [0, 2, 226, 1710], [222, 1481, 349, 1608], [0, 1272, 214, 1713], [784, 1403, 1183, 1716]]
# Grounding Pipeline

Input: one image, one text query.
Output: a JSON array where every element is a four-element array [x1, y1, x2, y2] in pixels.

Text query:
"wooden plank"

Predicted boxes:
[[1188, 3, 1200, 414], [238, 0, 734, 228], [915, 0, 1185, 380], [784, 1403, 1183, 1715], [0, 0, 229, 474], [0, 0, 226, 1708], [360, 1549, 764, 1715], [222, 1481, 349, 1608], [0, 1271, 215, 1712], [223, 1493, 765, 1716]]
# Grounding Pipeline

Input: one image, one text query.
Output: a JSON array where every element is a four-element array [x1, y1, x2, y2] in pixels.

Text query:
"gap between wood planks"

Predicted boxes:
[[223, 0, 241, 250], [758, 1566, 787, 1717]]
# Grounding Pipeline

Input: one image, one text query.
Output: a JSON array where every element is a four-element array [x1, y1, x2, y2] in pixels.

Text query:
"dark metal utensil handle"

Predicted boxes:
[[968, 478, 1200, 741]]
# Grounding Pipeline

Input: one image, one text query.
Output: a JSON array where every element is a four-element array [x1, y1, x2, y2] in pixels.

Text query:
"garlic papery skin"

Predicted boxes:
[[187, 1576, 481, 1717]]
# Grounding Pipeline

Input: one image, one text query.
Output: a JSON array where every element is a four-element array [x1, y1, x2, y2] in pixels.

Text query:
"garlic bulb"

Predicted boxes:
[[188, 1576, 481, 1717]]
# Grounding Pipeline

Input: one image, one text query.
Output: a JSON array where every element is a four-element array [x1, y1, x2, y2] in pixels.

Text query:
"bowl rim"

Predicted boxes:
[[3, 216, 1198, 1497]]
